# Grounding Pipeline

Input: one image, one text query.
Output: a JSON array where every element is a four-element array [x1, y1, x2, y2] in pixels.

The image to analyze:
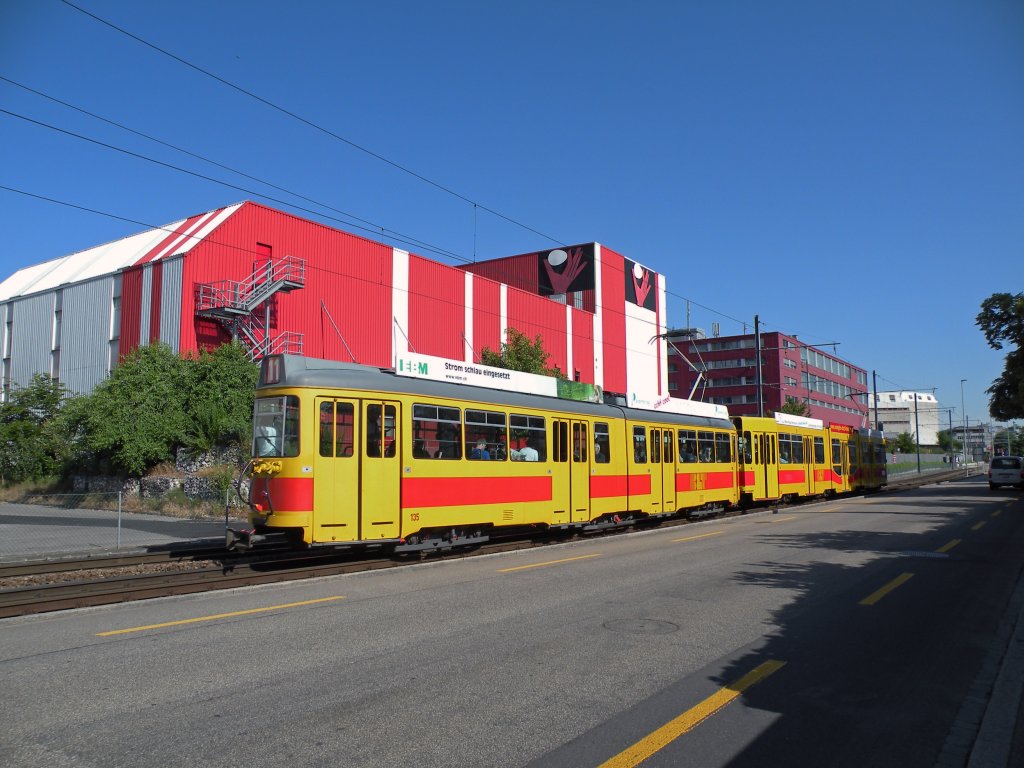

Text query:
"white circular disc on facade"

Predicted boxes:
[[633, 263, 644, 280], [547, 249, 567, 266]]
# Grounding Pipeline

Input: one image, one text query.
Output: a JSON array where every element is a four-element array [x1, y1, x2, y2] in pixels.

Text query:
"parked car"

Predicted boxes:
[[989, 456, 1024, 490]]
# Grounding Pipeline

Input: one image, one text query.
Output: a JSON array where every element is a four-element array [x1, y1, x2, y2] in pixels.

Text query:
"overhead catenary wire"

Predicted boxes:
[[0, 106, 469, 264], [0, 75, 464, 264], [7, 6, 857, 354], [57, 0, 567, 249], [1, 61, 765, 339]]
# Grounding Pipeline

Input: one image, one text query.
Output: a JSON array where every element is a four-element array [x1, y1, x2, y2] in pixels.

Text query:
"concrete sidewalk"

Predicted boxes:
[[0, 501, 232, 561]]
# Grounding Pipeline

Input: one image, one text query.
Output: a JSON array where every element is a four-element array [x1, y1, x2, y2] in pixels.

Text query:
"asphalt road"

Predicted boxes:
[[0, 475, 1021, 768]]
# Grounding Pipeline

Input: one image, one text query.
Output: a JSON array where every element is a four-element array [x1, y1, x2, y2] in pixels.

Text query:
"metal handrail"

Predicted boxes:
[[195, 256, 305, 314]]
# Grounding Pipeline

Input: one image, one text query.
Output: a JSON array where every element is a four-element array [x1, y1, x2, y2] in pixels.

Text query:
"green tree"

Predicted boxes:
[[0, 374, 70, 484], [777, 396, 810, 417], [73, 343, 192, 475], [992, 427, 1023, 457], [936, 429, 961, 454], [480, 328, 564, 377], [893, 432, 916, 453], [183, 342, 259, 452], [976, 292, 1024, 419]]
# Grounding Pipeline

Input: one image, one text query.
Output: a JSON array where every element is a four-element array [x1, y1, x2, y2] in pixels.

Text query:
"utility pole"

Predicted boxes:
[[872, 370, 880, 431], [914, 394, 921, 474], [960, 378, 968, 467], [754, 315, 764, 417], [947, 411, 954, 465]]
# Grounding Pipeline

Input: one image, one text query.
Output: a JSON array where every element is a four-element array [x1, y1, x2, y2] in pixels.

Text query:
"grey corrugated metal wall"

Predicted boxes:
[[62, 277, 114, 395], [11, 292, 53, 388], [159, 257, 182, 353], [139, 265, 152, 344]]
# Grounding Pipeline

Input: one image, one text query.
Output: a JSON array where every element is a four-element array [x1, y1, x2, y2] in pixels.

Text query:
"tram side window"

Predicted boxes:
[[715, 432, 731, 463], [650, 429, 661, 463], [814, 437, 825, 465], [831, 438, 843, 476], [366, 404, 396, 458], [740, 432, 752, 464], [663, 429, 674, 464], [413, 404, 462, 460], [594, 422, 610, 463], [779, 433, 791, 464], [554, 421, 569, 462], [572, 423, 588, 462], [679, 430, 698, 464], [632, 426, 647, 463], [874, 443, 886, 464], [465, 409, 508, 460], [319, 401, 354, 457], [510, 414, 546, 461], [779, 433, 804, 464], [697, 431, 714, 463], [849, 442, 859, 470], [253, 395, 300, 458]]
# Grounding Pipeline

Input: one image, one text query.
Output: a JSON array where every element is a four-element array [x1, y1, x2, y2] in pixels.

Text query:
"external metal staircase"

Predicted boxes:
[[195, 256, 306, 359]]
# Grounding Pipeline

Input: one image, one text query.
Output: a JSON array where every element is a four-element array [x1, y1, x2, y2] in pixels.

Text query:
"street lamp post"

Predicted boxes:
[[948, 411, 954, 466], [960, 378, 968, 468]]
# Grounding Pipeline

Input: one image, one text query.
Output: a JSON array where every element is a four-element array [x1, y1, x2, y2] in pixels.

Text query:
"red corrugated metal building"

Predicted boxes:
[[0, 201, 670, 400]]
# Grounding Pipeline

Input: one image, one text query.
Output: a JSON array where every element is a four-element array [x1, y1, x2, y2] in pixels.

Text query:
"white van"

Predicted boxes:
[[989, 456, 1024, 490]]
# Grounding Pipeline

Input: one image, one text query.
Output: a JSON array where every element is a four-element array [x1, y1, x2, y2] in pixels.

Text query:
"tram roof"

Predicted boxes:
[[261, 355, 734, 430]]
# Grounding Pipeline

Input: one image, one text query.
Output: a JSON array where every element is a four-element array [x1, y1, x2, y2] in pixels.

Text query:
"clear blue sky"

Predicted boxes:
[[1, 0, 1021, 427]]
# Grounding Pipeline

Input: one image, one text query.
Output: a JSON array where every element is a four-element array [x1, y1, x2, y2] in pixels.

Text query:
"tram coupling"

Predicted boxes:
[[225, 526, 292, 551]]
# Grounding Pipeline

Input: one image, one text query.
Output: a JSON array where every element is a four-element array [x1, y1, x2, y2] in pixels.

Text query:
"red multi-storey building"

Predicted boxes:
[[665, 329, 871, 428]]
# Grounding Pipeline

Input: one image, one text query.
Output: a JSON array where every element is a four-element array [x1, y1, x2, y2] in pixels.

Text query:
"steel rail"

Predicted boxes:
[[0, 467, 974, 619]]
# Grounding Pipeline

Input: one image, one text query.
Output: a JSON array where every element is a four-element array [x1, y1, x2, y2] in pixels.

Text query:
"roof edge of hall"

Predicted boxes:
[[0, 201, 247, 303]]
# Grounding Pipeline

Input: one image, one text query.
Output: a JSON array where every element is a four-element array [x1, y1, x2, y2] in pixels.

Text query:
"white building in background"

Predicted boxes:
[[872, 391, 943, 445]]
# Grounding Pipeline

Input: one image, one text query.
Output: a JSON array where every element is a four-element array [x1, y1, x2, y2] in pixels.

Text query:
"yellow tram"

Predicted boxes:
[[734, 414, 886, 505], [230, 354, 738, 551]]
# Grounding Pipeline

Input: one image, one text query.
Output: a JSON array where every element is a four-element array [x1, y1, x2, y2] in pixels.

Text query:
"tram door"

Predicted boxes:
[[550, 420, 571, 526], [804, 436, 815, 496], [831, 436, 848, 493], [661, 429, 676, 513], [360, 401, 401, 540], [763, 433, 780, 500], [649, 428, 663, 514], [570, 421, 591, 522], [313, 398, 360, 542]]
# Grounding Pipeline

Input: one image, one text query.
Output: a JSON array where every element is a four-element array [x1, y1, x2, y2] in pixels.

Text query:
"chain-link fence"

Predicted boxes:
[[886, 453, 982, 477], [0, 491, 243, 561]]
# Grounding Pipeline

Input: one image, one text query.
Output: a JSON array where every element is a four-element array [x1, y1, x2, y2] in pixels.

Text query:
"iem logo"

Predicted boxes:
[[398, 359, 429, 375]]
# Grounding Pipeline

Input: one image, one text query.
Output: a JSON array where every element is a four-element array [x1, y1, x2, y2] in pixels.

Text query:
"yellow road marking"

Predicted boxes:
[[860, 572, 914, 606], [972, 522, 986, 531], [498, 554, 600, 573], [936, 539, 961, 554], [993, 510, 1002, 517], [672, 531, 724, 543], [769, 515, 798, 524], [598, 660, 786, 768], [96, 596, 345, 636], [819, 506, 839, 513]]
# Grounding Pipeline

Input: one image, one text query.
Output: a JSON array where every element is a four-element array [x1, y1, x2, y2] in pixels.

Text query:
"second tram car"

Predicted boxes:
[[734, 415, 886, 506]]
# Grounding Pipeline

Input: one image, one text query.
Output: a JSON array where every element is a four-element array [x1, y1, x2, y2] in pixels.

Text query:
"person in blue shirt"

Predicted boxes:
[[470, 439, 490, 460]]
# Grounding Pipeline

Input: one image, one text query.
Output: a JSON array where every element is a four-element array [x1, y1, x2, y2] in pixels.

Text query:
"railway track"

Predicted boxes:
[[0, 467, 976, 619]]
